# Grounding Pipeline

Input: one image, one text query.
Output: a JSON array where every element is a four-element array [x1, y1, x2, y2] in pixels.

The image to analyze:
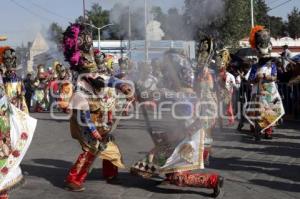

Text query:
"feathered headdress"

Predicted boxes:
[[62, 24, 82, 71], [249, 25, 265, 49]]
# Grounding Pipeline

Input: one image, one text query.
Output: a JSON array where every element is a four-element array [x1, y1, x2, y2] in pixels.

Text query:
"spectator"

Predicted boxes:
[[281, 45, 295, 72], [23, 73, 34, 112]]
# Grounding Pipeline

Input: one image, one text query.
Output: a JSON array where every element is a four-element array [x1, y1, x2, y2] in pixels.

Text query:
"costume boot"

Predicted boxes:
[[227, 102, 235, 125], [103, 159, 119, 184], [203, 148, 210, 165], [264, 127, 273, 139], [65, 151, 96, 192], [167, 172, 224, 197], [0, 192, 8, 199]]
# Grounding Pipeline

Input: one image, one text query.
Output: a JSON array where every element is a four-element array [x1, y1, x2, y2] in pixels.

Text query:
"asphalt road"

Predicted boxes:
[[10, 112, 300, 199]]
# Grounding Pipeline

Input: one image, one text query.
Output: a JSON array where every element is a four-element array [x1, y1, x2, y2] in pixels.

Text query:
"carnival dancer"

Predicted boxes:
[[194, 38, 218, 166], [48, 71, 59, 112], [0, 47, 36, 199], [23, 73, 34, 112], [32, 65, 49, 112], [63, 23, 133, 192], [55, 62, 73, 113], [0, 47, 28, 113], [245, 26, 285, 140], [216, 49, 239, 125], [131, 50, 223, 197]]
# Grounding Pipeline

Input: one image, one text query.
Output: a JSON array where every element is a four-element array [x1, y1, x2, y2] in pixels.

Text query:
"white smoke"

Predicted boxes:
[[146, 20, 165, 41], [184, 0, 226, 39], [109, 2, 147, 39]]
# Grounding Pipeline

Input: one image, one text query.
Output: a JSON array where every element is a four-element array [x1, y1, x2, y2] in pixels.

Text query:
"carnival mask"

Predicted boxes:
[[216, 49, 231, 69], [78, 29, 93, 53], [179, 66, 195, 88], [200, 40, 209, 52], [172, 53, 195, 88], [3, 49, 16, 71], [255, 29, 272, 57], [63, 24, 97, 72]]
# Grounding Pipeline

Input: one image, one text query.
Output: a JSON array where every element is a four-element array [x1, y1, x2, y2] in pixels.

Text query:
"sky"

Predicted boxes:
[[0, 0, 299, 47]]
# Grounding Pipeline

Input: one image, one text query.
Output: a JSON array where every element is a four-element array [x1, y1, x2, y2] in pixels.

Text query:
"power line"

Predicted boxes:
[[27, 0, 73, 21], [269, 0, 292, 11], [270, 0, 285, 5], [10, 0, 53, 22]]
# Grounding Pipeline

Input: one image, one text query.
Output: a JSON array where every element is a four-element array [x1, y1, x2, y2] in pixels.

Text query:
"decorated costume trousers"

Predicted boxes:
[[264, 127, 273, 136], [203, 148, 210, 164], [0, 192, 8, 199], [66, 151, 118, 186], [166, 171, 219, 189], [226, 102, 234, 125]]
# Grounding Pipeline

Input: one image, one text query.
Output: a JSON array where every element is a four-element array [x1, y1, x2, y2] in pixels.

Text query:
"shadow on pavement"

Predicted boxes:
[[21, 159, 215, 197], [210, 157, 300, 192], [250, 179, 300, 193]]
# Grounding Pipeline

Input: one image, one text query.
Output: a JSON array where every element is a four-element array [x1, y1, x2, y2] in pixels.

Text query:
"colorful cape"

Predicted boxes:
[[0, 96, 36, 192], [245, 63, 285, 132]]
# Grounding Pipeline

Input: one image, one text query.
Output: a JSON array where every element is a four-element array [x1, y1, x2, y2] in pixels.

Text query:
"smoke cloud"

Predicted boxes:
[[108, 0, 225, 41]]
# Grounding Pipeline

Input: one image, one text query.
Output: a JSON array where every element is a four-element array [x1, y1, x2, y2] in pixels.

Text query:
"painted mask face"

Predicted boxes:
[[3, 49, 16, 71], [78, 31, 97, 70], [63, 24, 97, 72], [255, 29, 272, 57], [179, 66, 195, 88], [78, 30, 93, 53], [200, 40, 209, 52]]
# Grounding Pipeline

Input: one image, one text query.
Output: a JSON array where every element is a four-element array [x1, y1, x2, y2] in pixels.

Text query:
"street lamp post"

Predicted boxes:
[[85, 23, 114, 51], [144, 0, 149, 63], [251, 0, 254, 28]]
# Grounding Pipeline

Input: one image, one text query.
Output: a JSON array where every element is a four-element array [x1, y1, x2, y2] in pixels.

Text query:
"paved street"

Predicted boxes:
[[11, 113, 300, 199]]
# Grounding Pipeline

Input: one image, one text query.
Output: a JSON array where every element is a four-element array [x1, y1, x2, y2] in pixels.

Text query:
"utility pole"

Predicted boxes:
[[144, 0, 149, 63], [84, 23, 114, 51], [83, 0, 86, 21], [251, 0, 254, 28], [98, 28, 101, 51], [128, 5, 132, 59]]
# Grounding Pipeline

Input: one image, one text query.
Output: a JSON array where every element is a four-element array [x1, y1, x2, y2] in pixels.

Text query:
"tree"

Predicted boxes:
[[287, 7, 300, 38], [218, 0, 252, 47], [48, 22, 64, 49], [268, 16, 285, 38], [164, 8, 187, 40], [75, 3, 111, 40], [151, 6, 166, 23], [255, 0, 269, 26]]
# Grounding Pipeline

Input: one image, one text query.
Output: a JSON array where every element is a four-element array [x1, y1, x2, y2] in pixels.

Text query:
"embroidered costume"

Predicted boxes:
[[0, 47, 36, 199]]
